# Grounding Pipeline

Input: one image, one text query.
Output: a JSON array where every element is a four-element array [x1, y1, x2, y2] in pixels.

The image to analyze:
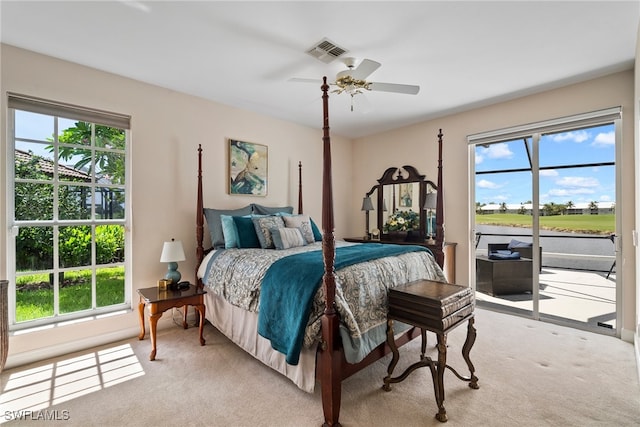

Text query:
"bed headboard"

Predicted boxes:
[[194, 145, 305, 289]]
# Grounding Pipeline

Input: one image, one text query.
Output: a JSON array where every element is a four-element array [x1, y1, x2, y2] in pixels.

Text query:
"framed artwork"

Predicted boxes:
[[399, 183, 412, 207], [229, 139, 268, 196]]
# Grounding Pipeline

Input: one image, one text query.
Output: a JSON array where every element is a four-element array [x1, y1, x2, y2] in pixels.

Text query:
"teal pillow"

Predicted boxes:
[[233, 216, 261, 248], [220, 214, 247, 249], [310, 217, 322, 242], [204, 205, 253, 249]]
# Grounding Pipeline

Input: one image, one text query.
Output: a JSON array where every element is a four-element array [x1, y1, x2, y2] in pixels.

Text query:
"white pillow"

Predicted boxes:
[[282, 214, 315, 244]]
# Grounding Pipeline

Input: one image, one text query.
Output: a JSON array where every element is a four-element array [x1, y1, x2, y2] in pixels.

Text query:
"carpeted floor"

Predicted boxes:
[[1, 308, 639, 426]]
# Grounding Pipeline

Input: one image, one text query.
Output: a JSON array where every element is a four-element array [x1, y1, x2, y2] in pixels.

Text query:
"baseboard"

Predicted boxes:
[[4, 311, 182, 370], [635, 334, 640, 386], [4, 326, 140, 370], [620, 327, 635, 343]]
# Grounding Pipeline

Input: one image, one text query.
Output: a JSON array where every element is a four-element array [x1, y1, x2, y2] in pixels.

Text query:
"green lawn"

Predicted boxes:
[[475, 213, 614, 234], [15, 267, 125, 322]]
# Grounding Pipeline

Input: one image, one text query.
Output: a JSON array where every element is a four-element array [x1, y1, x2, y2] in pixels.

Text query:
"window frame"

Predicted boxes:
[[6, 94, 132, 331]]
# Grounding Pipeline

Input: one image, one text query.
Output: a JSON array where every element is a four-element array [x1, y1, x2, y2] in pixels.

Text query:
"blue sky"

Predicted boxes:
[[14, 110, 90, 167], [475, 124, 615, 208]]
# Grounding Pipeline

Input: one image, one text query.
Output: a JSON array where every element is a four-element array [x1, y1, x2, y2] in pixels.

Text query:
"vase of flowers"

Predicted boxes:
[[383, 210, 419, 241]]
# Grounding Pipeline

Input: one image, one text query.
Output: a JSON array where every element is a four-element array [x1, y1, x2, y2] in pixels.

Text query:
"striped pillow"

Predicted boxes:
[[271, 227, 307, 250]]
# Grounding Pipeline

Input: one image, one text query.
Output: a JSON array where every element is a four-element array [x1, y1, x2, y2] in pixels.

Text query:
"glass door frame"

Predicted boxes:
[[468, 107, 622, 336]]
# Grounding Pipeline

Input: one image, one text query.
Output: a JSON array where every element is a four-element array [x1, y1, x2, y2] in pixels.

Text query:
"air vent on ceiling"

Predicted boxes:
[[306, 38, 348, 64]]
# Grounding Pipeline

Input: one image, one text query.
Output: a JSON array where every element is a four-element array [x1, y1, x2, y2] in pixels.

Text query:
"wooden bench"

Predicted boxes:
[[382, 279, 479, 422]]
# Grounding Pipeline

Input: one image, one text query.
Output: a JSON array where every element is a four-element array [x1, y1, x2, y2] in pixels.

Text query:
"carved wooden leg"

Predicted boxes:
[[182, 305, 188, 329], [420, 328, 427, 360], [137, 299, 145, 340], [148, 309, 162, 361], [435, 333, 448, 422], [462, 317, 479, 389], [196, 303, 206, 346], [382, 319, 399, 391]]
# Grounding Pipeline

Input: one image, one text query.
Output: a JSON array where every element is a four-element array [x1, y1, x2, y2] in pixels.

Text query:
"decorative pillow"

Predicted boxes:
[[282, 214, 315, 244], [232, 215, 261, 248], [271, 227, 307, 250], [489, 250, 521, 260], [310, 217, 322, 241], [252, 203, 294, 215], [252, 215, 285, 249], [204, 205, 253, 249], [508, 239, 532, 249], [221, 214, 253, 249]]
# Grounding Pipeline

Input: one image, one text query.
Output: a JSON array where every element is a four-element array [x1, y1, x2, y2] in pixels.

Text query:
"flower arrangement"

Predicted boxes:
[[383, 209, 419, 232]]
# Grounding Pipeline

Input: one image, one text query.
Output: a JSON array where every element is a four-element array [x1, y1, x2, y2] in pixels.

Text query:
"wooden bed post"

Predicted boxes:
[[298, 161, 303, 214], [319, 77, 342, 427], [434, 129, 445, 268], [196, 144, 204, 290]]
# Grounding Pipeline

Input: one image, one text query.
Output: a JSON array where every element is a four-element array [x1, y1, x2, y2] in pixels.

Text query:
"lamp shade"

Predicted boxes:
[[361, 196, 374, 211], [160, 239, 186, 263], [423, 192, 437, 210]]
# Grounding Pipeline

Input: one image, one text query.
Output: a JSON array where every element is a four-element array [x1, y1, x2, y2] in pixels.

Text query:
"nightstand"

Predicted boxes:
[[137, 284, 207, 361]]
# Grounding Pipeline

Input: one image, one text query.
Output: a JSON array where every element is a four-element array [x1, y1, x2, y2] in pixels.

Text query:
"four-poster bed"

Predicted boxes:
[[195, 77, 447, 426]]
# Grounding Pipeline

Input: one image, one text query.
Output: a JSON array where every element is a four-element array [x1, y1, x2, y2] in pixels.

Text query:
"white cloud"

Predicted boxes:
[[548, 188, 595, 197], [477, 179, 500, 189], [480, 143, 513, 159], [475, 154, 484, 164], [550, 130, 589, 143], [556, 176, 599, 188], [592, 131, 615, 147], [539, 169, 558, 177]]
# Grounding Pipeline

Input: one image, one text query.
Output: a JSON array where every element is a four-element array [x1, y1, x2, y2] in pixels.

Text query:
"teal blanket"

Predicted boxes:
[[257, 243, 430, 365]]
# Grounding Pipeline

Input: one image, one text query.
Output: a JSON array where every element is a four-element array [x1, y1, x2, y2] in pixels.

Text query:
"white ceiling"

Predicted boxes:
[[1, 1, 639, 139]]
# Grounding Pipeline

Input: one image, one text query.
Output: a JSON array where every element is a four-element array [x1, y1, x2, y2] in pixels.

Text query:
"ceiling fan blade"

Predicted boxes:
[[288, 77, 322, 84], [350, 59, 381, 80], [353, 93, 373, 114], [369, 82, 420, 95]]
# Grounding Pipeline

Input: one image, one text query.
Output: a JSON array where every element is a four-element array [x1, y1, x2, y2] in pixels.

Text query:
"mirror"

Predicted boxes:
[[364, 165, 437, 242]]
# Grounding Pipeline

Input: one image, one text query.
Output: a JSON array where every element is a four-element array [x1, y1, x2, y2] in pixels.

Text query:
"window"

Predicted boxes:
[[7, 94, 130, 330]]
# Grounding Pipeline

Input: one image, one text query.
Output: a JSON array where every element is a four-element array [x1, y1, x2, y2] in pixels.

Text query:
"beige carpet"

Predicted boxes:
[[1, 308, 639, 426]]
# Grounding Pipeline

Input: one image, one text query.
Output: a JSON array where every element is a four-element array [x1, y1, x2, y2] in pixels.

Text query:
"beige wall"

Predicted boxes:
[[0, 44, 352, 366], [352, 70, 636, 337]]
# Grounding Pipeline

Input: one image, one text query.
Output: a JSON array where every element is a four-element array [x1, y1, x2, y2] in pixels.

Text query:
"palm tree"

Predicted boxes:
[[566, 200, 574, 215]]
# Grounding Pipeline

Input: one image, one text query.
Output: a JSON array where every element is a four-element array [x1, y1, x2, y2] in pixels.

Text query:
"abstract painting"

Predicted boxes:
[[229, 139, 268, 196]]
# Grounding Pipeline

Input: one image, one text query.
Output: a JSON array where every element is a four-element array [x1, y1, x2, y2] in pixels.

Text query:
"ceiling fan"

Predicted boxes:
[[291, 57, 420, 111]]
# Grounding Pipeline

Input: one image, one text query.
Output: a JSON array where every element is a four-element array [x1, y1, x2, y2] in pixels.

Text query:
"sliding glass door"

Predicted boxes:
[[470, 108, 620, 334]]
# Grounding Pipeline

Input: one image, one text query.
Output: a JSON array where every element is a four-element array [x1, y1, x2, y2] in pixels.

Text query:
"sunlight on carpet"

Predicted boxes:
[[0, 344, 144, 424]]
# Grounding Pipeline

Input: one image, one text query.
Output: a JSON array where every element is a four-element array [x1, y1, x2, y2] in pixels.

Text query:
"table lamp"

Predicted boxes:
[[423, 192, 437, 244], [361, 196, 374, 239], [160, 238, 186, 285]]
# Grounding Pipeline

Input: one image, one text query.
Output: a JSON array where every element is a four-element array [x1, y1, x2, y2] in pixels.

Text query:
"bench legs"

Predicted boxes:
[[382, 318, 479, 422]]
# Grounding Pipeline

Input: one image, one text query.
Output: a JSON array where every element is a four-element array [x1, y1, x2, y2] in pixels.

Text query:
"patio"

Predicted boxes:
[[475, 266, 617, 332]]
